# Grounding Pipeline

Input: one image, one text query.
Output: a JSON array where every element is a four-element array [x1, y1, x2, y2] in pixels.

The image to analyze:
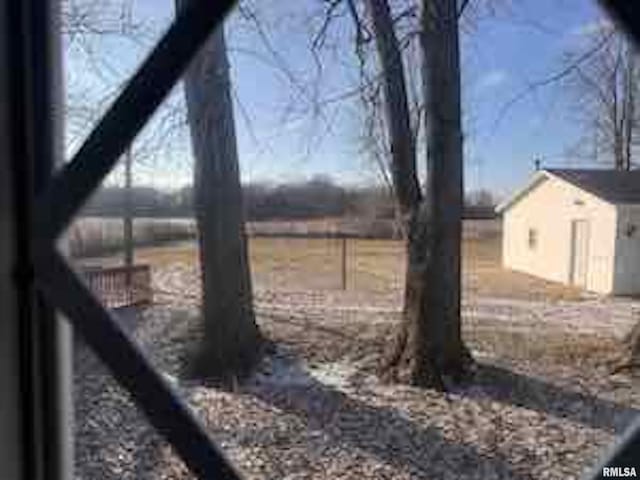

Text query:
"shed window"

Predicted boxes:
[[528, 228, 538, 249]]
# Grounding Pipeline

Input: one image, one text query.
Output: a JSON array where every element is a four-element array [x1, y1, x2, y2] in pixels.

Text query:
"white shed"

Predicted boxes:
[[496, 169, 640, 295]]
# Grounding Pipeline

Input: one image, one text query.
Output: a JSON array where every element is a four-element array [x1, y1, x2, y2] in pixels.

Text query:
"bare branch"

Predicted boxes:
[[237, 2, 339, 143], [312, 0, 344, 51], [492, 30, 615, 131], [458, 0, 471, 18]]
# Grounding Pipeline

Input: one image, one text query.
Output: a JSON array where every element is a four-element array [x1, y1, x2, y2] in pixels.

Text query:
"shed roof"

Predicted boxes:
[[496, 168, 640, 213], [546, 169, 640, 204]]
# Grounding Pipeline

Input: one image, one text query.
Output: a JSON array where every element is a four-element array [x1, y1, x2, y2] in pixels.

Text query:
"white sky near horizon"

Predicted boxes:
[[64, 0, 612, 199]]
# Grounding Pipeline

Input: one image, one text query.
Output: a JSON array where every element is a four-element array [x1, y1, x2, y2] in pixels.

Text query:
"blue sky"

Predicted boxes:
[[65, 0, 610, 199], [460, 0, 604, 197]]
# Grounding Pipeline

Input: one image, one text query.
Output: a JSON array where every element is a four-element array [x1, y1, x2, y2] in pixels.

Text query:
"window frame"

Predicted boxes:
[[0, 0, 638, 479], [2, 1, 241, 478]]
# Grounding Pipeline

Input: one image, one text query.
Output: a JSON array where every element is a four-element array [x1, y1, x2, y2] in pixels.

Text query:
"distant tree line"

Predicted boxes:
[[82, 176, 497, 220]]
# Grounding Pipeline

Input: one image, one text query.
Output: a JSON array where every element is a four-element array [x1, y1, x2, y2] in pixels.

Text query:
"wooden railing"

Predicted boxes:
[[80, 264, 152, 309]]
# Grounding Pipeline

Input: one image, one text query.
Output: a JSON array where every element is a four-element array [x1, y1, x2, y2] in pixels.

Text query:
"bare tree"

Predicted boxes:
[[177, 0, 262, 381], [62, 0, 152, 270], [495, 19, 638, 170], [418, 0, 472, 381], [359, 0, 471, 389], [565, 24, 638, 170]]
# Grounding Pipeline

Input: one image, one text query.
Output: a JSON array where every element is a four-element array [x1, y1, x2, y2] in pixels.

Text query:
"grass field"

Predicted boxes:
[[81, 233, 583, 302]]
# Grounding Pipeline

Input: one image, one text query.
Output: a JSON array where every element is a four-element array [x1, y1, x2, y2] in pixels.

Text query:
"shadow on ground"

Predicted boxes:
[[461, 363, 639, 434], [242, 350, 530, 479], [74, 307, 639, 478]]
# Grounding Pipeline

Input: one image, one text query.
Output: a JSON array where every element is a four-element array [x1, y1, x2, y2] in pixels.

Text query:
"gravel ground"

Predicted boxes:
[[74, 264, 640, 479]]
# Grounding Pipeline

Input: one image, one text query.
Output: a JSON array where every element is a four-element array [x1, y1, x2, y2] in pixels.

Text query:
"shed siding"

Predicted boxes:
[[502, 176, 617, 293], [613, 204, 640, 295]]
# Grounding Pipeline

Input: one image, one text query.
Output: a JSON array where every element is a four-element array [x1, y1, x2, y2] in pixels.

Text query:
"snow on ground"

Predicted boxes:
[[252, 351, 360, 391], [72, 259, 640, 479], [152, 261, 639, 339], [74, 284, 640, 479]]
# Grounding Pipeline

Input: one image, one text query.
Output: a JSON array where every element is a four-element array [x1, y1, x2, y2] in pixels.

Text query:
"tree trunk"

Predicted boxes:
[[625, 320, 640, 368], [365, 0, 421, 217], [612, 318, 640, 374], [624, 45, 635, 171], [625, 320, 640, 359], [366, 0, 472, 389], [614, 133, 625, 170], [177, 0, 262, 381], [417, 0, 472, 381]]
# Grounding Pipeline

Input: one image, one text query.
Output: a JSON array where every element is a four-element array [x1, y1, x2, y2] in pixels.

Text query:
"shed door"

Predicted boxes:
[[570, 219, 590, 287]]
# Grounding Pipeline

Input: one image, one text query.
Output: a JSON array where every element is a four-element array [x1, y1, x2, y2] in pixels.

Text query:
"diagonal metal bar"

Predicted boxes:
[[584, 414, 640, 479], [34, 0, 236, 242], [33, 250, 242, 479], [599, 0, 640, 45]]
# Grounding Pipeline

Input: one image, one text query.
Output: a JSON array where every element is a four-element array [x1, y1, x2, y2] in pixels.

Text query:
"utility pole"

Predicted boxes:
[[123, 148, 134, 287], [341, 235, 347, 290]]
